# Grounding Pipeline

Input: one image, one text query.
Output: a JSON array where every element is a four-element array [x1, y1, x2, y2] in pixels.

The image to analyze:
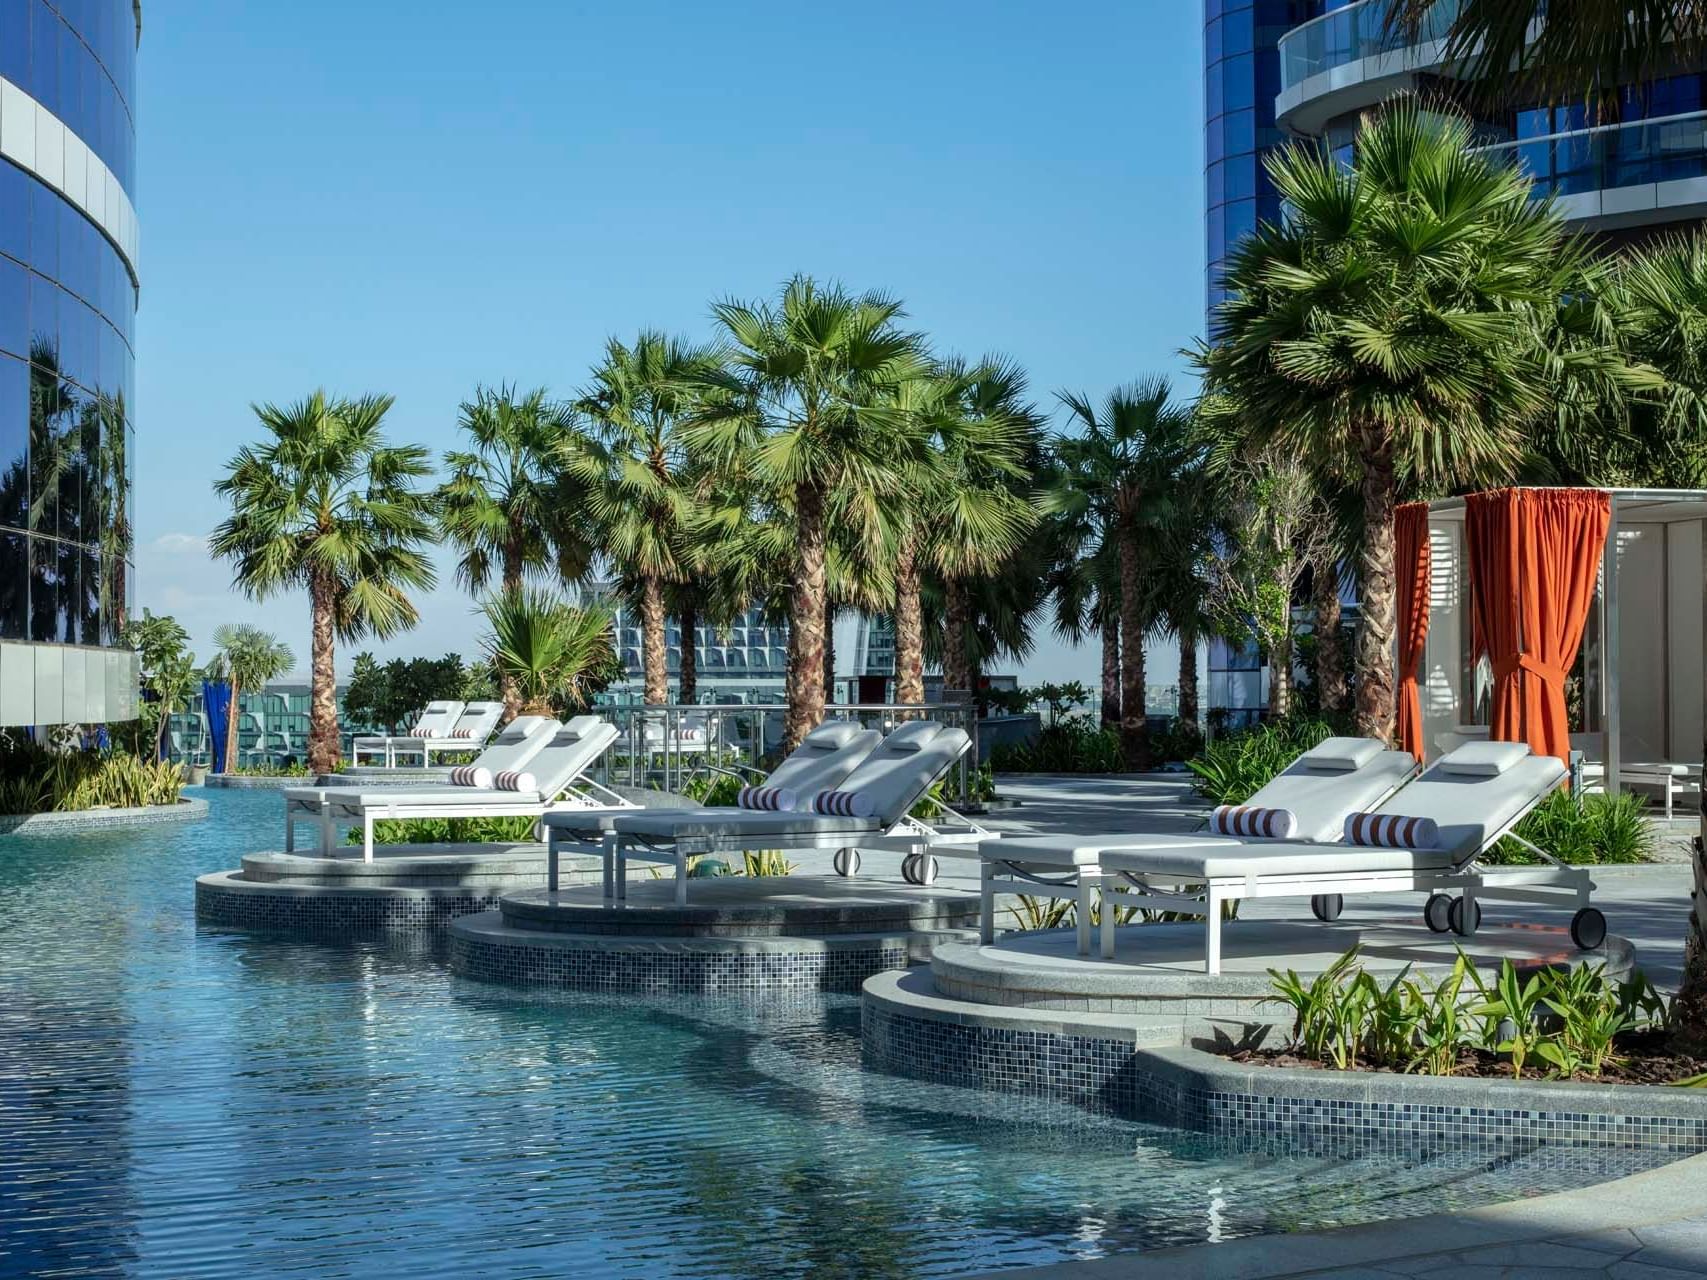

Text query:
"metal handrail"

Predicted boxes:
[[1475, 108, 1707, 154]]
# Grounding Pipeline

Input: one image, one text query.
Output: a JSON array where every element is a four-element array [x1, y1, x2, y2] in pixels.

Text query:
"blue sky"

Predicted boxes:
[[134, 1, 1206, 684]]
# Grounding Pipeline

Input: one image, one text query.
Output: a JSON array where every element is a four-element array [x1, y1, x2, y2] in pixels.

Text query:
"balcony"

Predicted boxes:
[[1276, 0, 1470, 133], [1478, 110, 1707, 230]]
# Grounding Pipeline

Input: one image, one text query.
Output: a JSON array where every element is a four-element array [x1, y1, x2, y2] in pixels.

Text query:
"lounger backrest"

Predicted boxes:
[[1372, 743, 1566, 859], [518, 720, 619, 801], [471, 716, 560, 774], [834, 721, 969, 825], [765, 721, 882, 801], [1247, 738, 1419, 841], [412, 700, 465, 737], [446, 701, 504, 742]]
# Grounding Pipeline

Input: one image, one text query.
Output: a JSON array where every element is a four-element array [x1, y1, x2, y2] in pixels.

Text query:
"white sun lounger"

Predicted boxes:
[[285, 717, 634, 859], [1069, 743, 1581, 974], [602, 720, 974, 905], [351, 700, 465, 766], [352, 700, 505, 768], [979, 737, 1419, 958], [540, 718, 883, 892]]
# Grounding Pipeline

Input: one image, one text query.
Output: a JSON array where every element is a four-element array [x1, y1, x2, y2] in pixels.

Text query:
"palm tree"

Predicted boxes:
[[1388, 2, 1702, 106], [439, 385, 590, 718], [121, 610, 195, 761], [691, 277, 927, 750], [1047, 377, 1199, 770], [1193, 99, 1627, 744], [1148, 461, 1216, 734], [211, 391, 438, 774], [480, 588, 617, 716], [573, 332, 720, 707], [206, 625, 294, 773]]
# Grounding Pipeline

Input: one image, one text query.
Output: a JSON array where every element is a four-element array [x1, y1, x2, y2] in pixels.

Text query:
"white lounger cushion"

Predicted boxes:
[[763, 721, 883, 803], [1439, 741, 1531, 777], [1298, 737, 1382, 772], [989, 832, 1236, 867], [1106, 841, 1460, 878]]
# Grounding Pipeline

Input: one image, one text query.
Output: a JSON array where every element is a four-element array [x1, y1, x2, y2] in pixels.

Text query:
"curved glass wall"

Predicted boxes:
[[0, 1, 136, 196], [1480, 108, 1707, 199], [0, 0, 136, 647], [1204, 1, 1297, 315], [1278, 0, 1463, 93]]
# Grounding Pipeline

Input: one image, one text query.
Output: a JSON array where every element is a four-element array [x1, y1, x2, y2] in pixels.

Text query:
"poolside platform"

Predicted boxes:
[[195, 842, 609, 931], [448, 873, 981, 995]]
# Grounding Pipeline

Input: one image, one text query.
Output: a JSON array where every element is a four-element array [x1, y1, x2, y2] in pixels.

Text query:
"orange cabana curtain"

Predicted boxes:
[[1465, 488, 1610, 764], [1394, 502, 1432, 761]]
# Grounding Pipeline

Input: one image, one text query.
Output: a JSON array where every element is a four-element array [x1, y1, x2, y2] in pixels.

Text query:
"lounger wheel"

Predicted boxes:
[[832, 848, 860, 877], [1309, 893, 1344, 922], [1448, 896, 1481, 937], [1424, 893, 1453, 933], [901, 854, 939, 886], [1571, 907, 1608, 950]]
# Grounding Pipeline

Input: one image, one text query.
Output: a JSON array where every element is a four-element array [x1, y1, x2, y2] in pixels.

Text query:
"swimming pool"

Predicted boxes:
[[0, 788, 1679, 1278]]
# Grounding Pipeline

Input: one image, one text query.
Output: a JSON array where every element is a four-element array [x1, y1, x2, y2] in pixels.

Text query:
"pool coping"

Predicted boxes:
[[966, 1149, 1707, 1279], [0, 796, 209, 833]]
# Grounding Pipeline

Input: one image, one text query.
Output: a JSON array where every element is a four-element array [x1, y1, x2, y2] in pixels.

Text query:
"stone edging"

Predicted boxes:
[[203, 774, 307, 789], [862, 968, 1707, 1152], [0, 796, 209, 834]]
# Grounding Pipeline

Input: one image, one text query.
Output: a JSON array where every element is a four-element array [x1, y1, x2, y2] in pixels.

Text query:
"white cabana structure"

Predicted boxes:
[[1415, 488, 1704, 818]]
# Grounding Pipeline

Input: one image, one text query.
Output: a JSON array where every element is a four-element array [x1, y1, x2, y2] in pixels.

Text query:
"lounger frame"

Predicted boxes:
[[979, 786, 1589, 974]]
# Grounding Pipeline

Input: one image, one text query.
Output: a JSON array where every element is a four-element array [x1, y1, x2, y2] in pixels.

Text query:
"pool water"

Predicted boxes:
[[0, 789, 1680, 1278]]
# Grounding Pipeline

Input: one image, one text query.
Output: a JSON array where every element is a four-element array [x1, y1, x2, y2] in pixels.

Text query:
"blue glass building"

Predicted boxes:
[[0, 1, 139, 724]]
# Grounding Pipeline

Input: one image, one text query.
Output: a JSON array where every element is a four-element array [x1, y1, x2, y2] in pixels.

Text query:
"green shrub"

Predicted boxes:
[[990, 719, 1123, 773], [1267, 945, 1669, 1080], [1186, 717, 1338, 805], [682, 772, 744, 806], [0, 740, 185, 814], [348, 815, 542, 846], [1486, 790, 1654, 865], [234, 761, 311, 777]]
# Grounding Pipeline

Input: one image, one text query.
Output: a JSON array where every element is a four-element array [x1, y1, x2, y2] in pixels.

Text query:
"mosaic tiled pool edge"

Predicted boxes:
[[0, 796, 209, 834], [196, 870, 508, 930], [449, 913, 916, 995], [861, 980, 1707, 1155]]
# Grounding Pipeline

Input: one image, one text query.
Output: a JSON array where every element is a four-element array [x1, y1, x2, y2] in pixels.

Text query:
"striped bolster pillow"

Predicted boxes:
[[737, 784, 796, 811], [450, 766, 493, 788], [452, 728, 477, 739], [811, 790, 876, 819], [410, 720, 429, 736], [493, 770, 537, 794], [1344, 813, 1440, 849], [1207, 805, 1297, 839]]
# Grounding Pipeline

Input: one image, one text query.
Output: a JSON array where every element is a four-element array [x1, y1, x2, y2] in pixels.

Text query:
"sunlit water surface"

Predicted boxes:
[[0, 788, 1680, 1278]]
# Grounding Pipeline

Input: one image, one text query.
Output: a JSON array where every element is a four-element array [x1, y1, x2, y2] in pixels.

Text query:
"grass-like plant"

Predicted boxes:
[[0, 740, 186, 815], [1186, 717, 1338, 806], [1485, 790, 1654, 865], [351, 815, 542, 846]]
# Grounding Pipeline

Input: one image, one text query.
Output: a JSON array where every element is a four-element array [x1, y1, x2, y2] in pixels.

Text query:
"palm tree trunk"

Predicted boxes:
[[307, 570, 339, 775], [639, 575, 668, 705], [499, 546, 524, 721], [1268, 630, 1293, 719], [1177, 623, 1198, 728], [1100, 620, 1120, 727], [783, 482, 828, 752], [223, 680, 240, 774], [1117, 528, 1150, 770], [1355, 433, 1398, 745], [823, 605, 837, 705], [678, 595, 698, 705], [942, 578, 971, 695], [893, 533, 925, 704], [1313, 550, 1347, 716]]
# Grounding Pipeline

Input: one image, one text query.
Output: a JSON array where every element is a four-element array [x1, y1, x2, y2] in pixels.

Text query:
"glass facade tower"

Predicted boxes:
[[0, 1, 140, 725]]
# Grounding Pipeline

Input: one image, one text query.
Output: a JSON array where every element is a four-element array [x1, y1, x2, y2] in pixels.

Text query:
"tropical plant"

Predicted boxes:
[[573, 333, 724, 706], [1485, 789, 1655, 866], [121, 610, 195, 761], [1193, 98, 1642, 744], [1469, 959, 1550, 1079], [356, 814, 541, 846], [212, 391, 438, 774], [439, 385, 592, 717], [1186, 717, 1338, 806], [1047, 377, 1200, 769], [690, 276, 928, 750], [1267, 948, 1368, 1070], [0, 736, 184, 814], [989, 718, 1125, 774], [206, 625, 295, 775], [479, 588, 619, 716]]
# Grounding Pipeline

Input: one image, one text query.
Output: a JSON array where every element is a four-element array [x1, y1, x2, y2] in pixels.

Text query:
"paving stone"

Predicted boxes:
[[1564, 1230, 1648, 1258], [1609, 1261, 1707, 1280]]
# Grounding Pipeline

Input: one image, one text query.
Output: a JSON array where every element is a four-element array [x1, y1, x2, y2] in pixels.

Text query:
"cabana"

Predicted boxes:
[[1403, 488, 1705, 817]]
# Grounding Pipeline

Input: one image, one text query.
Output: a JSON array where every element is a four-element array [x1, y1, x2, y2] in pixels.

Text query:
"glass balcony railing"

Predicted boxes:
[[1279, 0, 1464, 92], [1477, 110, 1707, 200]]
